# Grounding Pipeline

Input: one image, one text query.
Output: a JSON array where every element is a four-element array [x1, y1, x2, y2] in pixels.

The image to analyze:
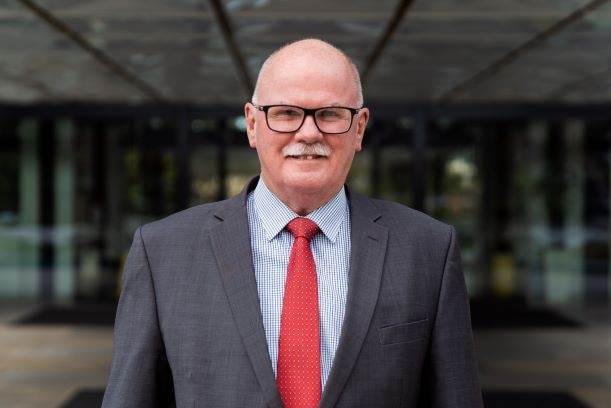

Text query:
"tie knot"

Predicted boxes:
[[286, 217, 319, 241]]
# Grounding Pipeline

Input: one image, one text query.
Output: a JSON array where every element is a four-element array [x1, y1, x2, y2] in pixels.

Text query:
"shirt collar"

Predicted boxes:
[[252, 177, 348, 243]]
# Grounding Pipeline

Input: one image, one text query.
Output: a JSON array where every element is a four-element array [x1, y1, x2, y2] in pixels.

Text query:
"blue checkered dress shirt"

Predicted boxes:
[[247, 177, 351, 389]]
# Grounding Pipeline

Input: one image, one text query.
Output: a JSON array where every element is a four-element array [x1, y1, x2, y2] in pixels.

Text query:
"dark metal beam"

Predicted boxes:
[[17, 0, 167, 103], [176, 112, 191, 210], [4, 101, 611, 122], [208, 0, 254, 98], [362, 0, 416, 84], [38, 119, 55, 302], [438, 0, 611, 103], [549, 65, 611, 99], [411, 109, 426, 212]]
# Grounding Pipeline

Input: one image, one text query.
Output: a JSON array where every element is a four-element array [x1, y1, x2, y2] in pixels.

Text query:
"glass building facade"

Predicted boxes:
[[1, 104, 610, 305]]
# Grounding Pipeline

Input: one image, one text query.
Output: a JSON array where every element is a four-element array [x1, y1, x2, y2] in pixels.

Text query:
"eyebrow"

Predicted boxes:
[[266, 102, 347, 108]]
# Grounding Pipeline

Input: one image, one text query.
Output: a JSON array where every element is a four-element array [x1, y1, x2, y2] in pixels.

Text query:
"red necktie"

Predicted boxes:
[[277, 217, 321, 408]]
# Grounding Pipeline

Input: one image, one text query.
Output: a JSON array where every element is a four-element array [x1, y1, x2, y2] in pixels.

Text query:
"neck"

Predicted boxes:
[[260, 176, 342, 216], [282, 191, 331, 216]]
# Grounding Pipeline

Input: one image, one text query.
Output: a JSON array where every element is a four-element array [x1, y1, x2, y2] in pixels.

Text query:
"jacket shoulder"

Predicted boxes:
[[138, 196, 241, 243], [351, 189, 450, 230], [356, 194, 454, 242]]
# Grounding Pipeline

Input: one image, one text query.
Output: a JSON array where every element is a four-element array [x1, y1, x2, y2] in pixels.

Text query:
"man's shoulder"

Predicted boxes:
[[351, 191, 452, 236], [139, 195, 243, 240]]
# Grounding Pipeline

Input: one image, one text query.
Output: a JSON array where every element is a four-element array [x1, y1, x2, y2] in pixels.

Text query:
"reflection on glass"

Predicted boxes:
[[0, 114, 609, 306]]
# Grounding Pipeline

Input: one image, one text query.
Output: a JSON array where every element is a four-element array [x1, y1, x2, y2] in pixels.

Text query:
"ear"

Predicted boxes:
[[354, 107, 369, 152], [244, 103, 257, 148]]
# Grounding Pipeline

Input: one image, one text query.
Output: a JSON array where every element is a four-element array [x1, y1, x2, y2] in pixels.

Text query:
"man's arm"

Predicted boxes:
[[102, 227, 174, 407], [425, 227, 483, 408]]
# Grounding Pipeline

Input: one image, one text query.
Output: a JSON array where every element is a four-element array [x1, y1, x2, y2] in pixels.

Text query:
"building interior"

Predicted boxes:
[[1, 0, 611, 407]]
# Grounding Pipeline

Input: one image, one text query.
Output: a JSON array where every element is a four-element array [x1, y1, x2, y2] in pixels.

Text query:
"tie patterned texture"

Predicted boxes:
[[277, 217, 321, 408]]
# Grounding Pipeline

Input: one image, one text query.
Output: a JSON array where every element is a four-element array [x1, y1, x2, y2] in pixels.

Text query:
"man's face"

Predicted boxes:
[[244, 48, 369, 213]]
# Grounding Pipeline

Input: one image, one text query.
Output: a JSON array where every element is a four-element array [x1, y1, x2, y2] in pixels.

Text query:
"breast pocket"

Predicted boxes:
[[380, 318, 430, 345], [379, 319, 430, 362]]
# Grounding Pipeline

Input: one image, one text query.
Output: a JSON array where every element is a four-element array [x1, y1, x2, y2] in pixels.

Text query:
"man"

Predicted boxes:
[[103, 38, 483, 407]]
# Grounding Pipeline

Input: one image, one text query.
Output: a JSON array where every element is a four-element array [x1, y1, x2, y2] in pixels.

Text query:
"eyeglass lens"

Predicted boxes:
[[266, 106, 353, 133]]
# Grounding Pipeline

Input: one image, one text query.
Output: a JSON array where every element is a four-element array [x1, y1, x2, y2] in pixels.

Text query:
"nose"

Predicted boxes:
[[295, 114, 323, 143]]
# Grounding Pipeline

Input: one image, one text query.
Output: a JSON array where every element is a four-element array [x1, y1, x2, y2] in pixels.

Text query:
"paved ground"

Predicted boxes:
[[475, 305, 611, 408], [0, 304, 112, 408], [0, 303, 609, 408]]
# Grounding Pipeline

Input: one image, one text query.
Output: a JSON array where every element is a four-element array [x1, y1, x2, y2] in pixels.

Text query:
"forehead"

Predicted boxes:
[[257, 47, 357, 105]]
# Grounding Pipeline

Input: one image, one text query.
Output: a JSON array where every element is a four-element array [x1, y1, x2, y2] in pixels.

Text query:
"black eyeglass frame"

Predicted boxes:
[[251, 103, 363, 134]]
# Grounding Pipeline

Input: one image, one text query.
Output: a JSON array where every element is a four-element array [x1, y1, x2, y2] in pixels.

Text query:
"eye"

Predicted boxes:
[[317, 108, 344, 121], [269, 106, 303, 120]]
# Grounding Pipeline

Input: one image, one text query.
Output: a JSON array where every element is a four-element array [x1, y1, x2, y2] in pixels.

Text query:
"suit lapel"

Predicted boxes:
[[320, 191, 389, 408], [209, 179, 284, 408]]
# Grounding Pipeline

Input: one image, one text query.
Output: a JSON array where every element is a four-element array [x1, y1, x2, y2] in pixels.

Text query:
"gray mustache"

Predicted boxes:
[[283, 143, 331, 157]]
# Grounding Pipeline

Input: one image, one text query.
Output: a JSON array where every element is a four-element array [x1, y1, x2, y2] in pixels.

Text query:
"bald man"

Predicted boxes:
[[103, 39, 483, 408]]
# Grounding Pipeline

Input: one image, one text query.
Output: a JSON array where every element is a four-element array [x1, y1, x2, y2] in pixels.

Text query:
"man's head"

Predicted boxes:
[[245, 38, 369, 215]]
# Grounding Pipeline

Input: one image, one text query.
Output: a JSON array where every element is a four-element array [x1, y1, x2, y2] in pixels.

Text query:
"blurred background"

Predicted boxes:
[[1, 0, 611, 407]]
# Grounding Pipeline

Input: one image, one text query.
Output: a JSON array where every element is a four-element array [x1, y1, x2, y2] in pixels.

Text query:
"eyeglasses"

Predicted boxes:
[[252, 104, 362, 134]]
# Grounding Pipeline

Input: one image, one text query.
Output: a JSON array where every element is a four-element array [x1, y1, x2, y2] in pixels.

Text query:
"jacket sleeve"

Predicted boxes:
[[102, 227, 175, 407], [425, 227, 483, 408]]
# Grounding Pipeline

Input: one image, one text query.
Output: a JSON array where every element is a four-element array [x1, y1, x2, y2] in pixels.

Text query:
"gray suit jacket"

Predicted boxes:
[[102, 177, 483, 407]]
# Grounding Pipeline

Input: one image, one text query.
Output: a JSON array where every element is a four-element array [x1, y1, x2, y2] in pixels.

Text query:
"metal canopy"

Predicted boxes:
[[2, 0, 610, 105]]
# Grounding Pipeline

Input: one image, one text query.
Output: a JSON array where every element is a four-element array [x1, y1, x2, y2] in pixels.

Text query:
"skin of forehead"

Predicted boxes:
[[254, 39, 360, 105]]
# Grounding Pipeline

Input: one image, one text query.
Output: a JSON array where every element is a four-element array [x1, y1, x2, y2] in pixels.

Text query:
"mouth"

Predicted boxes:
[[288, 155, 325, 160], [282, 143, 331, 160]]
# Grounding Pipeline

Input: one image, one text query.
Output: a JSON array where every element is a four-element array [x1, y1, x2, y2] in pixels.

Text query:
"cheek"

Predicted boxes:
[[257, 136, 287, 162], [332, 138, 361, 159]]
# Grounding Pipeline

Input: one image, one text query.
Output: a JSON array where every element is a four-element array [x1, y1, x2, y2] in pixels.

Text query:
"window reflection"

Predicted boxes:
[[0, 111, 609, 306]]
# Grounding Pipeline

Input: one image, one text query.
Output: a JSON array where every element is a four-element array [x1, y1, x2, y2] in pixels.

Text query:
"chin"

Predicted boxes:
[[289, 179, 326, 192], [283, 173, 326, 190]]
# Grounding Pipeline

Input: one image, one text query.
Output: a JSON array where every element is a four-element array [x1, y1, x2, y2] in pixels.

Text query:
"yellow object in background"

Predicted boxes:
[[491, 253, 516, 298]]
